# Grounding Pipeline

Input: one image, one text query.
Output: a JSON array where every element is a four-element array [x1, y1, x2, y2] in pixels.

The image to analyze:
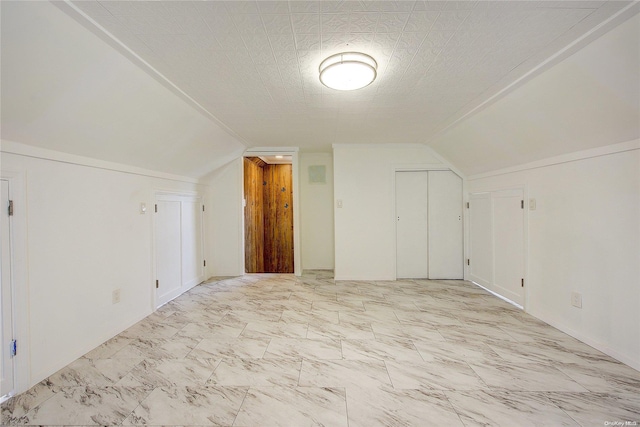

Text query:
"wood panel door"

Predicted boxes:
[[244, 158, 265, 273], [244, 159, 294, 273], [263, 164, 294, 273]]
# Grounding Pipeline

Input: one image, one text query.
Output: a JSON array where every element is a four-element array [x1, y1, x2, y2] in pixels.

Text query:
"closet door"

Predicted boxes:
[[155, 200, 182, 307], [396, 171, 429, 278], [469, 192, 493, 289], [493, 189, 525, 305], [428, 171, 463, 279]]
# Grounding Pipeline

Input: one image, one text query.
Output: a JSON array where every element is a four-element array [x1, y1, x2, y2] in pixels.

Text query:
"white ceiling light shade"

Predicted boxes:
[[319, 52, 377, 91]]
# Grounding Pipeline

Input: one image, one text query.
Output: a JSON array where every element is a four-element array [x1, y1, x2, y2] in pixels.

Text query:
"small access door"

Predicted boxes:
[[154, 199, 182, 307], [1, 180, 15, 397]]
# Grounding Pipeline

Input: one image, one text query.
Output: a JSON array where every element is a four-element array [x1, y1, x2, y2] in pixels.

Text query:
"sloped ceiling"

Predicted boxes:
[[1, 1, 246, 178], [1, 1, 639, 178], [431, 12, 640, 176]]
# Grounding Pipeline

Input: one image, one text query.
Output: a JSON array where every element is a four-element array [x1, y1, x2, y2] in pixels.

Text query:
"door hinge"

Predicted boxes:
[[203, 260, 206, 267], [466, 202, 469, 209], [521, 278, 524, 287], [155, 280, 159, 289], [467, 259, 470, 266], [10, 339, 17, 357], [154, 204, 158, 213], [8, 200, 14, 216], [521, 200, 524, 209]]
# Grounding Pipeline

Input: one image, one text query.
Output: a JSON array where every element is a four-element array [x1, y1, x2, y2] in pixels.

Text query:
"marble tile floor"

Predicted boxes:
[[2, 270, 639, 426]]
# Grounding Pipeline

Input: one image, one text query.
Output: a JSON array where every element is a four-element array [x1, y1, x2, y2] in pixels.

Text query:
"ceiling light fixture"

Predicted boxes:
[[319, 52, 377, 91]]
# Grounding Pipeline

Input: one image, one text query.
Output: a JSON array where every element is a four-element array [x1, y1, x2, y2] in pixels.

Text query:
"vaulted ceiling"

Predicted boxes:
[[66, 0, 636, 150], [1, 1, 638, 178]]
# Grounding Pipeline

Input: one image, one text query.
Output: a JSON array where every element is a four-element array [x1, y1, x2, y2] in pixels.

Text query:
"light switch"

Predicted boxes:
[[529, 198, 536, 210], [337, 199, 343, 208], [140, 202, 147, 214]]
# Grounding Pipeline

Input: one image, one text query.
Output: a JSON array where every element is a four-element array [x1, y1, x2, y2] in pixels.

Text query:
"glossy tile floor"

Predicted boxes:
[[2, 271, 640, 426]]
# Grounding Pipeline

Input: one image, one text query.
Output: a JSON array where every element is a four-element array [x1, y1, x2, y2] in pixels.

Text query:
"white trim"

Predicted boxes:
[[469, 139, 640, 181], [246, 147, 299, 153], [471, 281, 523, 310], [528, 307, 640, 372], [333, 143, 426, 150], [1, 140, 201, 184]]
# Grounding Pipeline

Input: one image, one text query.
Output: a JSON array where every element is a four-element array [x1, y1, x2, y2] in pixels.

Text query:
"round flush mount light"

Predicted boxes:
[[319, 52, 377, 91]]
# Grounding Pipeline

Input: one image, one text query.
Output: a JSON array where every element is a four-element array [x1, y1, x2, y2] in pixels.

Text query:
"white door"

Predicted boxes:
[[155, 200, 182, 307], [396, 171, 429, 278], [493, 189, 525, 305], [469, 192, 493, 289], [181, 199, 203, 289], [0, 180, 15, 397], [428, 171, 463, 279]]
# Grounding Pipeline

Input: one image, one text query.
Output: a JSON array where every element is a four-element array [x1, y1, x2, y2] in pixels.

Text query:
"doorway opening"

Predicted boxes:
[[244, 155, 294, 273]]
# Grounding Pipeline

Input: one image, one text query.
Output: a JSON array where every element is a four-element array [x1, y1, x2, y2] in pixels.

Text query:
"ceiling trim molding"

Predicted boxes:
[[1, 139, 202, 184], [468, 139, 640, 181]]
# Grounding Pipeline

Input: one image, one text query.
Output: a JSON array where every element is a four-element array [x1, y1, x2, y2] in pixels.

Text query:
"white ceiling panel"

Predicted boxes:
[[65, 0, 635, 153]]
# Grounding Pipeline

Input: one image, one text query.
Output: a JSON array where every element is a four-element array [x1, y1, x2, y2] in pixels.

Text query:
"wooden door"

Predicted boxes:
[[244, 158, 293, 273], [263, 164, 294, 273]]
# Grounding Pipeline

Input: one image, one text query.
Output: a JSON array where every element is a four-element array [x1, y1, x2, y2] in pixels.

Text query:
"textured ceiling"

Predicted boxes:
[[69, 0, 633, 152]]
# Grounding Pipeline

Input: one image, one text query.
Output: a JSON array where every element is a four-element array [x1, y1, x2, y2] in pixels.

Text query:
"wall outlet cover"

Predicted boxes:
[[571, 292, 582, 308]]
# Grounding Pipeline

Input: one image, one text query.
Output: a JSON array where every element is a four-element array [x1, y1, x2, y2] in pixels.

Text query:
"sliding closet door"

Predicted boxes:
[[396, 171, 429, 278], [428, 171, 463, 279]]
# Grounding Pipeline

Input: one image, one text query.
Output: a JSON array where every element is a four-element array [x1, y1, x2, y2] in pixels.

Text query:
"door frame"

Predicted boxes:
[[0, 171, 30, 400], [391, 164, 461, 280], [467, 184, 529, 310], [151, 189, 205, 310], [242, 148, 301, 276]]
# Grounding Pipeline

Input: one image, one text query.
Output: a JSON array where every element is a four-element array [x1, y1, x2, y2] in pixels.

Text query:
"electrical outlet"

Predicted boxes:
[[571, 292, 582, 308], [112, 289, 121, 304]]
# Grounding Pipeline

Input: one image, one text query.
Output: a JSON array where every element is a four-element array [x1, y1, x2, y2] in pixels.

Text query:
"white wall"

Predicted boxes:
[[300, 153, 334, 270], [468, 141, 640, 370], [1, 141, 208, 389], [333, 144, 447, 280], [206, 158, 244, 277]]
